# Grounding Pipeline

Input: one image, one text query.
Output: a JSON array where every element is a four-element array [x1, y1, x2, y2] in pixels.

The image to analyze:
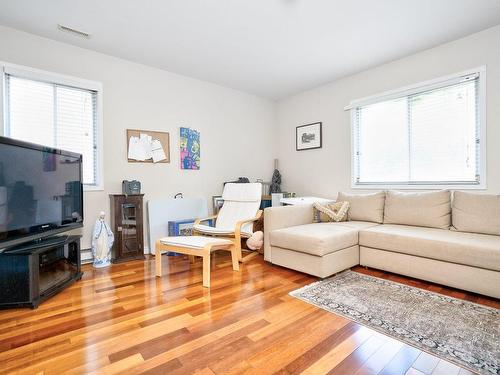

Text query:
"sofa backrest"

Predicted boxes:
[[383, 190, 451, 230], [336, 190, 499, 235], [452, 191, 500, 236], [337, 191, 385, 223]]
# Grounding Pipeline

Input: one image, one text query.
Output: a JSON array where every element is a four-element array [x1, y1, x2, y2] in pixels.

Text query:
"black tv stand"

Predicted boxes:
[[3, 235, 70, 253], [0, 235, 83, 309]]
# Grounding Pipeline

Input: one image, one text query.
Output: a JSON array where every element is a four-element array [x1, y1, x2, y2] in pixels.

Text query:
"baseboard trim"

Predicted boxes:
[[81, 248, 93, 264]]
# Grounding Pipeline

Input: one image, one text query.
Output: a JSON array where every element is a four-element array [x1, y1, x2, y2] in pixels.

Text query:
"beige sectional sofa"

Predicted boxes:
[[264, 190, 500, 298]]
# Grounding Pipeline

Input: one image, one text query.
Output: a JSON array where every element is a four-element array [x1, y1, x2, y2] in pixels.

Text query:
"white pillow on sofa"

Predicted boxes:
[[383, 190, 451, 229], [337, 191, 385, 223], [452, 191, 500, 236]]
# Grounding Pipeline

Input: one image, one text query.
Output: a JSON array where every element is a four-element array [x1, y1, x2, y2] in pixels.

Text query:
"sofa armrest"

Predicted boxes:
[[264, 204, 314, 262]]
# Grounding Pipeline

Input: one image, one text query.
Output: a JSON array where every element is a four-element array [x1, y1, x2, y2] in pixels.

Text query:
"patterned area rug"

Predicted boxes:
[[290, 271, 500, 375]]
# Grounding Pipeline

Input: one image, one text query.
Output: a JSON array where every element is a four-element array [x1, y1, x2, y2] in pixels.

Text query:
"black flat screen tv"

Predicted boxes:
[[0, 136, 83, 250]]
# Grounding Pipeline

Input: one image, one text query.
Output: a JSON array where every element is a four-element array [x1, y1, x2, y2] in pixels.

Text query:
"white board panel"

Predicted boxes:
[[146, 197, 208, 254]]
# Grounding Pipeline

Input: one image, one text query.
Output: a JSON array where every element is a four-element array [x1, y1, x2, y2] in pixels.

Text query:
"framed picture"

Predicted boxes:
[[296, 122, 322, 151], [180, 127, 200, 170], [167, 218, 214, 256], [212, 196, 224, 214]]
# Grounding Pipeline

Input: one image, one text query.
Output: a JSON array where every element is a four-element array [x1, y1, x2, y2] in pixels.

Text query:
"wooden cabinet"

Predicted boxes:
[[110, 194, 145, 263]]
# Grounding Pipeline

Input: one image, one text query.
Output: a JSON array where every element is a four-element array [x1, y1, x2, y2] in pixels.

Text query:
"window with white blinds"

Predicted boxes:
[[4, 73, 99, 186], [349, 69, 485, 188]]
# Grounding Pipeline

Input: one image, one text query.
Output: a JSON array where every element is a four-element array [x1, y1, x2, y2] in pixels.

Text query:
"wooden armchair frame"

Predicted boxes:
[[193, 210, 263, 262]]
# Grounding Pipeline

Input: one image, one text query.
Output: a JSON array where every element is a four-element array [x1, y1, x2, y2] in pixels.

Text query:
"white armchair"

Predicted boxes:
[[193, 183, 262, 261]]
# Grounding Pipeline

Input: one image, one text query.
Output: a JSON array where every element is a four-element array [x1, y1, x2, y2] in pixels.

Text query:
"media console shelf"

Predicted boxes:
[[0, 235, 83, 309]]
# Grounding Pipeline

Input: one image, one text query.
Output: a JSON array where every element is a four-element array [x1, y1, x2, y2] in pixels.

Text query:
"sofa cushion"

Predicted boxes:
[[452, 191, 500, 236], [359, 224, 500, 272], [337, 192, 385, 223], [383, 190, 451, 229], [313, 201, 349, 223], [269, 221, 378, 256]]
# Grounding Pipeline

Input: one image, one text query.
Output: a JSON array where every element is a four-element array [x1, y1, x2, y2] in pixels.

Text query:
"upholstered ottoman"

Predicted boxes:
[[155, 236, 239, 287]]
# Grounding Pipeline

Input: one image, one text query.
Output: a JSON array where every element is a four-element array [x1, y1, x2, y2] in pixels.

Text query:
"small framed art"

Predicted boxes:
[[166, 218, 214, 256], [168, 218, 214, 237], [296, 122, 322, 151], [212, 196, 224, 214]]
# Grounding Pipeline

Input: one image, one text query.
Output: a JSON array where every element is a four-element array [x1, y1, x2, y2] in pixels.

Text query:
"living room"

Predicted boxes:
[[0, 1, 498, 374]]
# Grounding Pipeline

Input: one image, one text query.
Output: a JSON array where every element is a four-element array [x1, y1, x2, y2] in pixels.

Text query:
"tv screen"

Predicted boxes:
[[0, 136, 83, 249]]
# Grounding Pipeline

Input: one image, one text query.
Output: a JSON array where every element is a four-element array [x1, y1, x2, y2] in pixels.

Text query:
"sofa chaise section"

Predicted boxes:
[[264, 194, 382, 278], [269, 221, 378, 277]]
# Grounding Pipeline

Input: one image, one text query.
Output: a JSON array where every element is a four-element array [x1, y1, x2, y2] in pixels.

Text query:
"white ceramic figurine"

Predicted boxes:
[[91, 211, 114, 268]]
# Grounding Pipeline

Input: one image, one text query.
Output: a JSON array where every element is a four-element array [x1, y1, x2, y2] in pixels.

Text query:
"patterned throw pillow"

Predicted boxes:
[[313, 201, 350, 223]]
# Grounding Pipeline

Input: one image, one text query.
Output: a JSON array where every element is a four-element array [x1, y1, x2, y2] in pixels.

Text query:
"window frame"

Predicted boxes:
[[346, 66, 487, 190], [0, 61, 104, 191]]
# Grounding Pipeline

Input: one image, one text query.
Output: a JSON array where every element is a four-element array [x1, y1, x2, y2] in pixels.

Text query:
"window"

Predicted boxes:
[[1, 63, 103, 189], [348, 68, 485, 189]]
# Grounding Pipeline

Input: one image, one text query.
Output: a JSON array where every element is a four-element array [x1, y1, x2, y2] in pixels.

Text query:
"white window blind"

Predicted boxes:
[[352, 71, 483, 187], [5, 74, 98, 185]]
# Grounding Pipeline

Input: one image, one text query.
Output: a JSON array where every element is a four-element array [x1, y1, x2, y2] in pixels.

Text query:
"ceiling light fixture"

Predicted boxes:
[[57, 24, 91, 39]]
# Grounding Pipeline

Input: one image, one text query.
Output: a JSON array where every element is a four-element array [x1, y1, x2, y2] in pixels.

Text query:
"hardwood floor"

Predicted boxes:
[[0, 253, 498, 375]]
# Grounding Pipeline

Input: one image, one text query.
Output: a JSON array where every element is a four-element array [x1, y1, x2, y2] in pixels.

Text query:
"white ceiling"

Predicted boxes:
[[0, 0, 500, 100]]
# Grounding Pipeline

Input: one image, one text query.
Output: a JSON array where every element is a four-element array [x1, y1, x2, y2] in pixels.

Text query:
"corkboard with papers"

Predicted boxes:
[[126, 129, 170, 163]]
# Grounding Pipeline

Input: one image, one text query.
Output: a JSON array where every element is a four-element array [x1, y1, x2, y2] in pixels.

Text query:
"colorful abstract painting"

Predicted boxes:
[[180, 127, 200, 170]]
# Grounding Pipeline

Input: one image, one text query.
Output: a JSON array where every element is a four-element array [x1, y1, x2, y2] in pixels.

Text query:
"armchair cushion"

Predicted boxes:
[[215, 183, 262, 234], [195, 183, 262, 238], [222, 183, 261, 202]]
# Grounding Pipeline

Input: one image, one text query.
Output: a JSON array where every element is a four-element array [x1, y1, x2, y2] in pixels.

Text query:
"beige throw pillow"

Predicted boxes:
[[384, 190, 451, 229], [452, 191, 500, 236], [336, 191, 385, 223], [313, 201, 350, 223]]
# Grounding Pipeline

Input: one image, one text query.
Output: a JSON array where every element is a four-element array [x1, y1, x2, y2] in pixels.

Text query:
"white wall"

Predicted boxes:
[[0, 25, 277, 251], [276, 25, 500, 197], [1, 23, 499, 252]]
